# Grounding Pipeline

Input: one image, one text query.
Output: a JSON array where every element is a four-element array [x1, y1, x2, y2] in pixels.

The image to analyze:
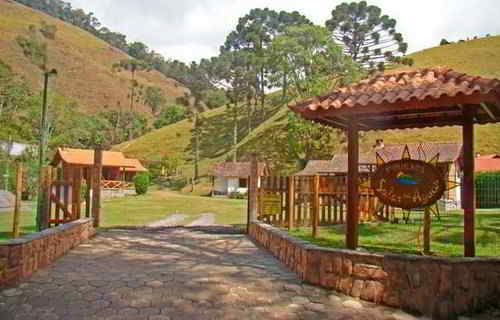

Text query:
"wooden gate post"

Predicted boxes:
[[287, 176, 294, 230], [346, 120, 360, 249], [92, 147, 103, 228], [423, 207, 431, 254], [248, 153, 259, 228], [463, 108, 476, 257], [85, 168, 92, 218], [12, 162, 22, 238], [73, 167, 82, 219], [312, 174, 320, 238], [40, 166, 52, 230]]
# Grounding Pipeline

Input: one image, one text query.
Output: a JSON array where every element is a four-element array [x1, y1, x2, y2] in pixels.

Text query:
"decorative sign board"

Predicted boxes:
[[260, 193, 282, 216], [371, 159, 446, 209]]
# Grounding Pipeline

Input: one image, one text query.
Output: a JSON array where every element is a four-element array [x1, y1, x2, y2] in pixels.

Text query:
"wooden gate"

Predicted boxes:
[[257, 175, 393, 229]]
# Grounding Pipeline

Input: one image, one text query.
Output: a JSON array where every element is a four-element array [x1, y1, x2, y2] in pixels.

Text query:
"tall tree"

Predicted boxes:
[[143, 86, 166, 114], [265, 25, 362, 168], [112, 59, 150, 111], [222, 8, 312, 117], [325, 1, 412, 72]]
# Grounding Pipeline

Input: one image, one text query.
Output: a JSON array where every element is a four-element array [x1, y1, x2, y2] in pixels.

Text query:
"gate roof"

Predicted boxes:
[[289, 67, 500, 130]]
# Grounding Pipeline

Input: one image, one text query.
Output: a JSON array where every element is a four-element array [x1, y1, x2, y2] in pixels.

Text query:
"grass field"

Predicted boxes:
[[0, 189, 247, 242], [289, 209, 500, 257]]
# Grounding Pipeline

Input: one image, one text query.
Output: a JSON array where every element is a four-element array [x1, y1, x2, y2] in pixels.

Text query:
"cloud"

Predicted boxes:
[[68, 0, 500, 63]]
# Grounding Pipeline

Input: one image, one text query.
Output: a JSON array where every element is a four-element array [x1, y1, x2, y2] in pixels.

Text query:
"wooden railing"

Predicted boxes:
[[257, 175, 394, 228], [101, 180, 134, 190]]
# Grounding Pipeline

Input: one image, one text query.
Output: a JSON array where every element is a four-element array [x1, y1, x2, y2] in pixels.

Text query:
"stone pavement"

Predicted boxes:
[[0, 227, 496, 320]]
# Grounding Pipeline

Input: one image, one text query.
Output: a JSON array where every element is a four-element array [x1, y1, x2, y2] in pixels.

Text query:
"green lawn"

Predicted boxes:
[[0, 209, 37, 242], [289, 209, 500, 257], [0, 189, 247, 242], [100, 189, 247, 227]]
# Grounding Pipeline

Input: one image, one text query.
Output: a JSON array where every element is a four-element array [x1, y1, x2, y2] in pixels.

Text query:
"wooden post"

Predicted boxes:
[[12, 162, 22, 238], [463, 108, 476, 257], [85, 168, 92, 218], [287, 176, 294, 230], [423, 207, 431, 254], [248, 153, 259, 228], [63, 167, 72, 222], [92, 147, 103, 228], [40, 166, 52, 230], [346, 120, 359, 250], [73, 167, 82, 219], [313, 174, 320, 238]]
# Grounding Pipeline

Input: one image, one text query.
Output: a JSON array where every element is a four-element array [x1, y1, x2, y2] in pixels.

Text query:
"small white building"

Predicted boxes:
[[211, 162, 267, 195]]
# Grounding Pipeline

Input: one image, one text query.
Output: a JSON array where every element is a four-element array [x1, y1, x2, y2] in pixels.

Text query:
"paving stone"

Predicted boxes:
[[2, 289, 23, 297], [343, 299, 364, 309]]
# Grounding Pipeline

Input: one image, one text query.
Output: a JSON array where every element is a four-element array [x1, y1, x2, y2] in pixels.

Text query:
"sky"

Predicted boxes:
[[67, 0, 500, 64]]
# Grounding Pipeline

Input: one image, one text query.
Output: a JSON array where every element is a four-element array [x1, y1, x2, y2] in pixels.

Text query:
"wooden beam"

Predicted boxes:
[[287, 176, 294, 230], [312, 174, 320, 238], [92, 147, 103, 228], [480, 102, 497, 120], [346, 120, 359, 250], [423, 207, 431, 254], [12, 162, 22, 238], [463, 109, 476, 257], [248, 153, 259, 228]]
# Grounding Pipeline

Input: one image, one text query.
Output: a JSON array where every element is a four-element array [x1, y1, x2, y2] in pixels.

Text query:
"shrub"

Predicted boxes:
[[134, 173, 150, 195], [228, 191, 247, 199]]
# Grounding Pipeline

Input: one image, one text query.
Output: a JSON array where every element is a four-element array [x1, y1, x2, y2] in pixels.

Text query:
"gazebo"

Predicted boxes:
[[290, 67, 500, 257]]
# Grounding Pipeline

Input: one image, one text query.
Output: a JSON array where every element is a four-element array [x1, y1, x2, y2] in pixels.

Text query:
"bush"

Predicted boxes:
[[134, 173, 150, 195], [228, 191, 247, 199]]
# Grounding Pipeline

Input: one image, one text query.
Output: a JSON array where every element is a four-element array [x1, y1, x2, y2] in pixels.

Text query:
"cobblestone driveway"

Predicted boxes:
[[0, 227, 489, 320]]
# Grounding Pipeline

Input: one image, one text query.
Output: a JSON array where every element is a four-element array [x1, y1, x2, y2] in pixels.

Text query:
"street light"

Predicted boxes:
[[36, 68, 57, 231]]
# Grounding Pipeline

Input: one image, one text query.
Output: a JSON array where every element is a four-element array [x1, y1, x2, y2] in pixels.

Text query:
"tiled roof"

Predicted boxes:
[[298, 142, 460, 175], [289, 68, 500, 130], [52, 148, 133, 167], [211, 162, 267, 178], [295, 160, 334, 176], [374, 142, 461, 163], [292, 68, 500, 112], [477, 154, 500, 159], [123, 159, 148, 172], [476, 159, 500, 172]]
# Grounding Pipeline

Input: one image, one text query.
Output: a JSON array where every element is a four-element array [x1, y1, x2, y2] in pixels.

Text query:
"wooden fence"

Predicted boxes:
[[257, 175, 394, 232]]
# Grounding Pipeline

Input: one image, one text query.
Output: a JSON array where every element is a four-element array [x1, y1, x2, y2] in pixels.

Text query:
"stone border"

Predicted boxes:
[[0, 218, 95, 288], [249, 221, 500, 319]]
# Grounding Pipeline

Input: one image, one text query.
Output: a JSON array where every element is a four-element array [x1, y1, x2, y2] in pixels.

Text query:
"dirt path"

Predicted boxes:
[[147, 214, 187, 227], [187, 213, 215, 226], [0, 228, 435, 320]]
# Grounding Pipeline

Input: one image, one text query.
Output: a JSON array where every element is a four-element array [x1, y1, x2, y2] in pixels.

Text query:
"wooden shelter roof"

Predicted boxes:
[[52, 148, 133, 168], [123, 158, 148, 172], [289, 68, 500, 130]]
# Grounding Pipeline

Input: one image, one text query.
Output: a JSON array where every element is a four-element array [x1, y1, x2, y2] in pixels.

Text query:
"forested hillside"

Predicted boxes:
[[118, 35, 500, 178]]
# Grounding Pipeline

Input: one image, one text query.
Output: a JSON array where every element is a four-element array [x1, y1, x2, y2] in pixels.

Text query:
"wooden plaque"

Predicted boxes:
[[371, 159, 446, 209]]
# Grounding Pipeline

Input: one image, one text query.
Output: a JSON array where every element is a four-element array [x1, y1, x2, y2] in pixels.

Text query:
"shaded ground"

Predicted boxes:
[[0, 227, 440, 320]]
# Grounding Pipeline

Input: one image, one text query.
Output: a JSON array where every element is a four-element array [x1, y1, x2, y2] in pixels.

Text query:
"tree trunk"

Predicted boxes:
[[247, 95, 252, 135], [233, 107, 238, 163], [130, 70, 135, 111]]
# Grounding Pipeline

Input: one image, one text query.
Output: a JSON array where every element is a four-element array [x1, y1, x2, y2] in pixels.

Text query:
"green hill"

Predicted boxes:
[[0, 0, 187, 114], [116, 35, 500, 177]]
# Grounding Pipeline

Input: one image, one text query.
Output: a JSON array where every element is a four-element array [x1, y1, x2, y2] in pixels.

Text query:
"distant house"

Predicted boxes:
[[297, 141, 463, 207], [211, 162, 267, 195], [0, 140, 35, 157], [51, 148, 147, 188]]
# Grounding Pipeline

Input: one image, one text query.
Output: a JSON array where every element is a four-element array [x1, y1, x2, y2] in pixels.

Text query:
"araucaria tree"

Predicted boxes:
[[222, 8, 312, 117], [325, 1, 412, 72], [112, 59, 150, 110]]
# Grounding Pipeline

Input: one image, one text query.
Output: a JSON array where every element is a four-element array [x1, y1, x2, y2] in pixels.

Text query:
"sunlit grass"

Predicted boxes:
[[289, 209, 500, 257]]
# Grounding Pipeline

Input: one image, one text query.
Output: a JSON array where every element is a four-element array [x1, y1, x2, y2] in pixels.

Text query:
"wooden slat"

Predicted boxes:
[[12, 163, 22, 238]]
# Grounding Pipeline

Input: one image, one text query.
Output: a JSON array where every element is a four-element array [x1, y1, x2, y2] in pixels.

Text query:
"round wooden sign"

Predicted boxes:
[[370, 159, 446, 209]]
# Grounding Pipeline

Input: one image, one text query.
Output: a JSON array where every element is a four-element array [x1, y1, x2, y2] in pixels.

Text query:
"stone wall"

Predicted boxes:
[[249, 221, 500, 319], [0, 218, 95, 288]]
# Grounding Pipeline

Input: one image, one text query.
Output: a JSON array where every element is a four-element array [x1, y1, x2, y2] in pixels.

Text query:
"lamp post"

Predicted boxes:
[[36, 68, 57, 231]]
